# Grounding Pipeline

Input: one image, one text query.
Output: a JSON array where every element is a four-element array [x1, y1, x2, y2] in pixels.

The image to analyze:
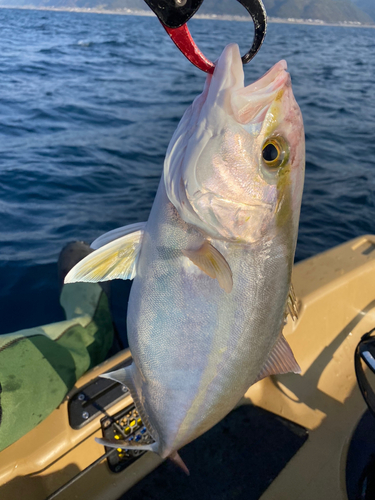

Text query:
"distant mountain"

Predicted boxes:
[[263, 0, 373, 23], [351, 0, 375, 21], [74, 0, 144, 9], [198, 0, 373, 23], [0, 0, 373, 24]]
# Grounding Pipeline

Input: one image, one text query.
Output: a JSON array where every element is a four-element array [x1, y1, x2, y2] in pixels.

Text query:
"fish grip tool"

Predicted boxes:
[[142, 0, 267, 73], [355, 328, 375, 418]]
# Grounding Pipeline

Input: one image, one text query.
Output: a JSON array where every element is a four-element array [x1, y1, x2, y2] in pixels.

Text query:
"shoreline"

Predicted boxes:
[[0, 4, 374, 28]]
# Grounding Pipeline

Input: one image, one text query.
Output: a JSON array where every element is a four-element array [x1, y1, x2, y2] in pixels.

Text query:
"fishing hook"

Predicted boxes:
[[143, 0, 267, 74]]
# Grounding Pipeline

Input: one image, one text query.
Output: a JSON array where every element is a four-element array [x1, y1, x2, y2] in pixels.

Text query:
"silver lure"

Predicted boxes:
[[65, 44, 305, 466]]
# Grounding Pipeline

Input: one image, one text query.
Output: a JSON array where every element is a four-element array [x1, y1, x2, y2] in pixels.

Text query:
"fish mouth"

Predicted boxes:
[[163, 45, 293, 241], [231, 59, 291, 125], [245, 60, 289, 93]]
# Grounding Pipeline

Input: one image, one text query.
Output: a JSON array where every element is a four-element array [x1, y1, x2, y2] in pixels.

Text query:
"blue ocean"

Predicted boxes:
[[0, 8, 374, 336]]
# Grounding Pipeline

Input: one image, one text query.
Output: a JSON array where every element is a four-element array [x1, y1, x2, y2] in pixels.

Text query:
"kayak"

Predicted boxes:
[[1, 234, 375, 500]]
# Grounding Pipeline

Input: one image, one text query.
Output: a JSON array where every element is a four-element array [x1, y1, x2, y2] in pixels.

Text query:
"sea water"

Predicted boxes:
[[0, 8, 374, 335]]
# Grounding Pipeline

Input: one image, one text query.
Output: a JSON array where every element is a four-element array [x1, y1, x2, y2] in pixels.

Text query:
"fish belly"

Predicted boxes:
[[127, 180, 290, 458]]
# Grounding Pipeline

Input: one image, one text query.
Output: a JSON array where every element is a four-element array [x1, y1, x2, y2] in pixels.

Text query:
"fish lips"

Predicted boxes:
[[201, 44, 291, 128], [231, 61, 291, 126]]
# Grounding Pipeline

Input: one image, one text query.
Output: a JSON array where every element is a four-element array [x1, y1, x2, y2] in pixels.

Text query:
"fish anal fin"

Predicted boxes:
[[64, 227, 144, 284], [169, 451, 190, 476], [254, 334, 301, 384], [182, 241, 233, 293]]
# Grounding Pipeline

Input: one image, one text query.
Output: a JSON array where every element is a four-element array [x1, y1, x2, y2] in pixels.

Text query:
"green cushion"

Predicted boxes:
[[0, 285, 114, 452]]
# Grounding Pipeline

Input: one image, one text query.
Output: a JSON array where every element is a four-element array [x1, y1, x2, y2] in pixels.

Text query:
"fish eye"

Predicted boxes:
[[262, 137, 288, 170], [263, 142, 279, 162]]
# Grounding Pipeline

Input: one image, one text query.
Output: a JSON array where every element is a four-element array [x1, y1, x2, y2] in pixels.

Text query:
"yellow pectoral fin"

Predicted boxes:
[[64, 228, 144, 283], [182, 241, 233, 293], [91, 222, 146, 249]]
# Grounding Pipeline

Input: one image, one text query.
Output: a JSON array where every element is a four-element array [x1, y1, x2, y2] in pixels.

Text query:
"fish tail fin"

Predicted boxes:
[[169, 451, 190, 476], [101, 364, 159, 444]]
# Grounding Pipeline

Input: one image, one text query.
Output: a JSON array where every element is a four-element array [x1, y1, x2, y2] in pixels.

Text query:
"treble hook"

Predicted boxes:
[[143, 0, 267, 73]]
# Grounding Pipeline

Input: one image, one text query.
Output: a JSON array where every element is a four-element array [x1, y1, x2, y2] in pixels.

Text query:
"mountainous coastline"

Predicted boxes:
[[263, 0, 373, 23], [197, 0, 373, 23], [351, 0, 375, 21], [0, 0, 374, 24]]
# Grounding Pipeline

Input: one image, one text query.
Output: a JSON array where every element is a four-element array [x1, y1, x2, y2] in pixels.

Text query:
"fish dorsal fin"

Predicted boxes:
[[286, 282, 299, 321], [91, 222, 146, 249], [254, 334, 301, 384], [182, 241, 233, 293], [64, 226, 144, 283]]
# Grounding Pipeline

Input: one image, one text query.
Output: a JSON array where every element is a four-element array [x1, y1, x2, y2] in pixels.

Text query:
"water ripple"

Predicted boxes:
[[0, 9, 374, 332]]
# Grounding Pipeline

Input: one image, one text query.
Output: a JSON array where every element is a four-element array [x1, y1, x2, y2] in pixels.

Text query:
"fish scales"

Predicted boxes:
[[128, 181, 289, 455], [65, 43, 305, 465]]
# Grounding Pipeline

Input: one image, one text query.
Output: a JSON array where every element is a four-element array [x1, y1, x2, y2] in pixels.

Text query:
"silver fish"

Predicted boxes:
[[65, 44, 305, 468]]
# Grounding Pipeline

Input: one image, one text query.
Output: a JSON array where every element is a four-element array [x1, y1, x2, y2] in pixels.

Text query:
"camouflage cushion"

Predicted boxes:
[[0, 283, 113, 452]]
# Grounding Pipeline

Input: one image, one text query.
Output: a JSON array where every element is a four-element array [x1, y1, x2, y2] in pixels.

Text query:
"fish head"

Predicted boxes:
[[164, 44, 305, 244]]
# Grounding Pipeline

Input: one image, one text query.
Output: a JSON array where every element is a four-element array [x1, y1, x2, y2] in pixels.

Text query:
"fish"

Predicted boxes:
[[65, 43, 305, 470]]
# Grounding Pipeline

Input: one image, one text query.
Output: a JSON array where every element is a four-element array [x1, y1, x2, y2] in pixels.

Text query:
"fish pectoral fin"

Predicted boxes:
[[182, 241, 233, 293], [91, 222, 146, 249], [64, 226, 144, 283], [95, 437, 158, 453], [253, 334, 301, 384], [286, 282, 299, 321]]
